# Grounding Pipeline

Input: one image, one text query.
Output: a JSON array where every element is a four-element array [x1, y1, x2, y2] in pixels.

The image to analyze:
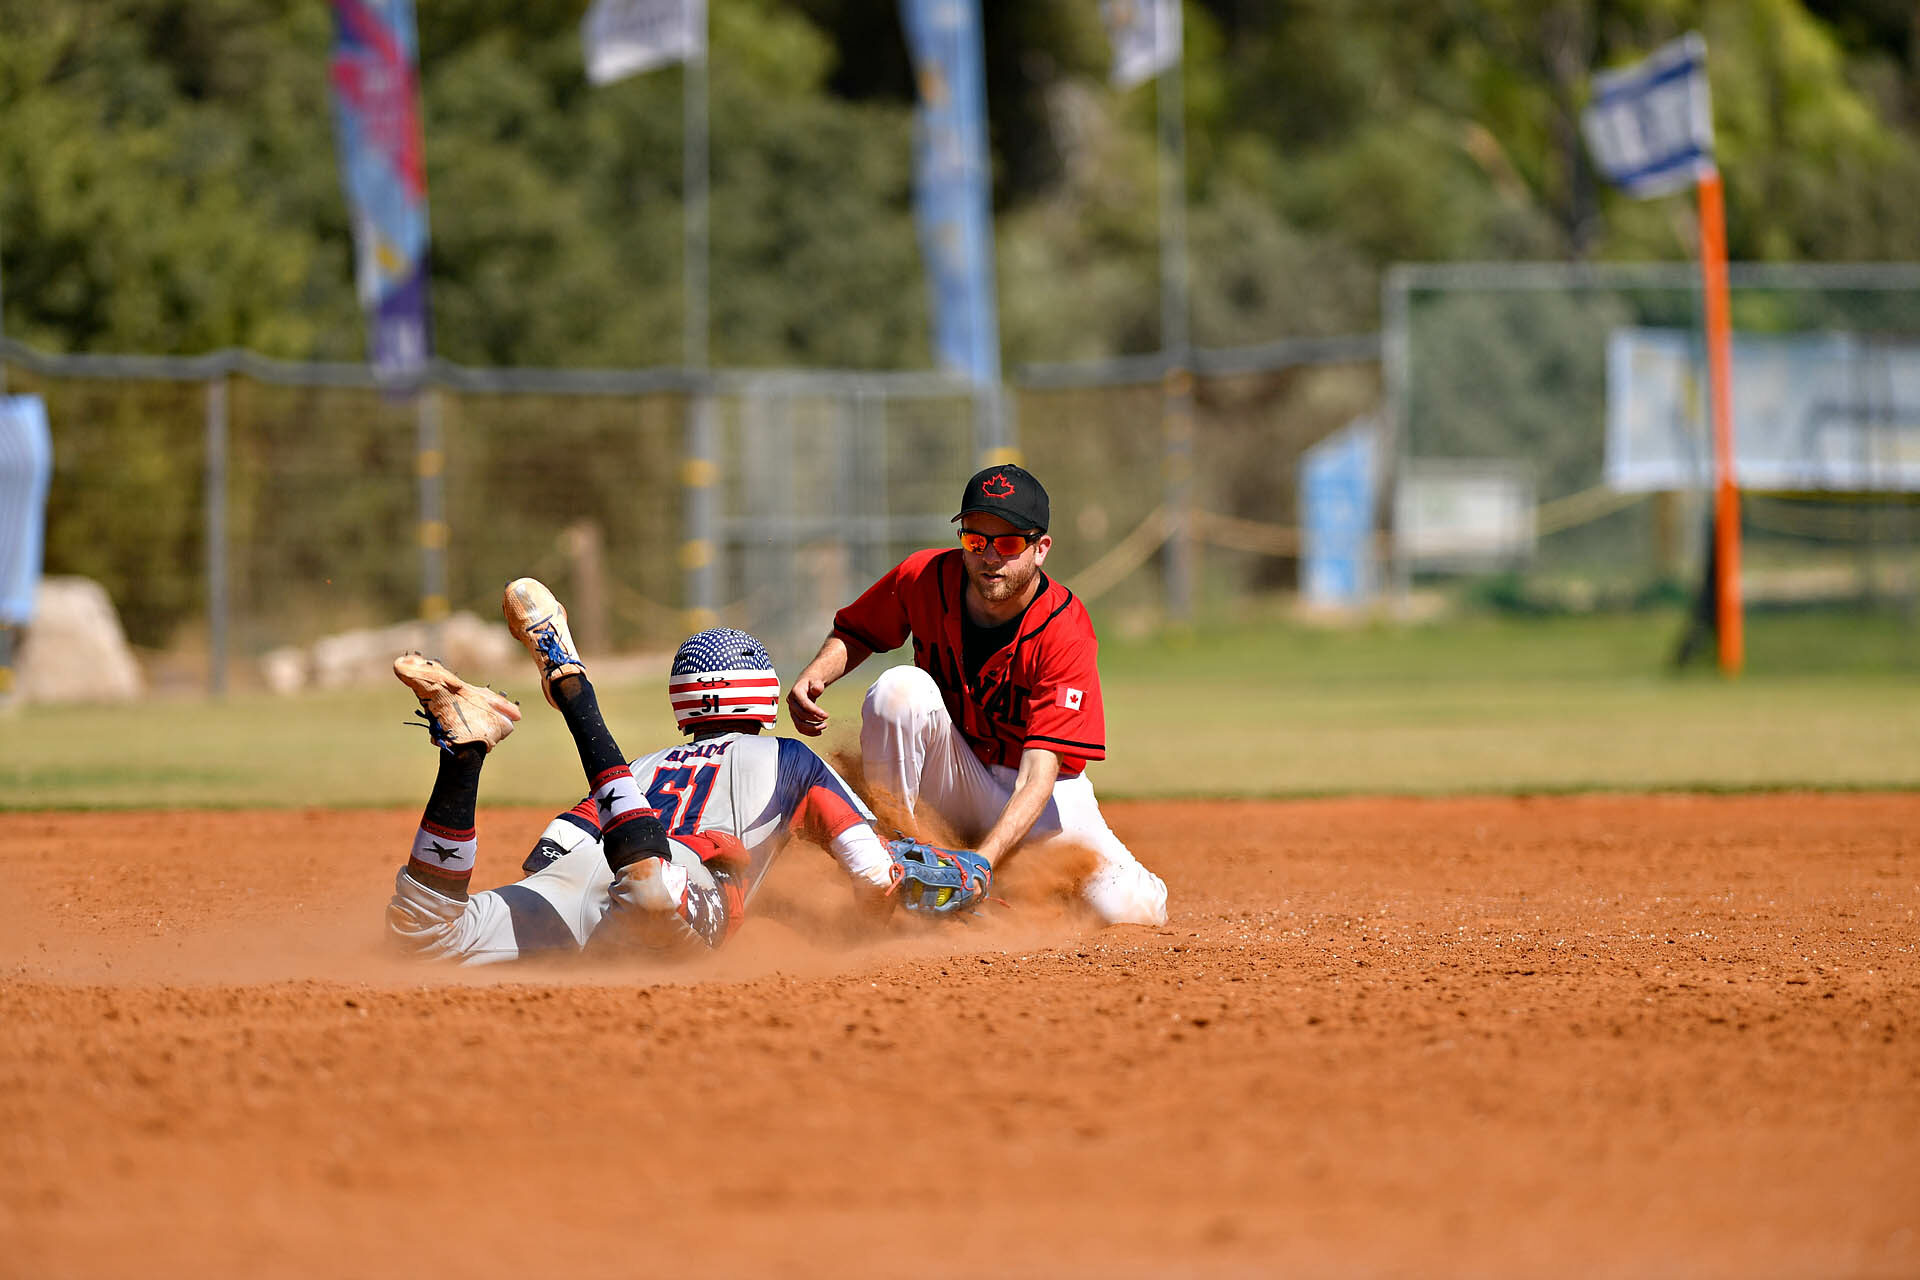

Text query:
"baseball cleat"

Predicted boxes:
[[394, 653, 520, 753], [503, 576, 585, 705]]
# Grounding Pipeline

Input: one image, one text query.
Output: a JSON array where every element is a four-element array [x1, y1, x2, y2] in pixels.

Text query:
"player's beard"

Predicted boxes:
[[967, 554, 1038, 607]]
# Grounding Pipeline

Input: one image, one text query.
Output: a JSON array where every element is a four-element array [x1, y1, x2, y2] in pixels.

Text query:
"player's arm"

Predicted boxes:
[[786, 634, 872, 737], [790, 553, 933, 735], [771, 739, 896, 904], [973, 746, 1061, 868]]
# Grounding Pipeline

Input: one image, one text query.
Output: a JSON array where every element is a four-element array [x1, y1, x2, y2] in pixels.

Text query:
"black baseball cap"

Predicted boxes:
[[951, 464, 1049, 533]]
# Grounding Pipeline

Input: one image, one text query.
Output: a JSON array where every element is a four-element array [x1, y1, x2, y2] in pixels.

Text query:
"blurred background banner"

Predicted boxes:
[[582, 0, 705, 86], [0, 395, 51, 627], [1101, 0, 1182, 91], [899, 0, 1001, 390], [327, 0, 432, 387], [1299, 415, 1380, 608], [1607, 328, 1920, 493], [1580, 32, 1714, 200]]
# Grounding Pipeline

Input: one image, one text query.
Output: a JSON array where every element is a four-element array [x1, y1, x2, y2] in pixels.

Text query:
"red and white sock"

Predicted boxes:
[[590, 766, 657, 836], [409, 818, 477, 885]]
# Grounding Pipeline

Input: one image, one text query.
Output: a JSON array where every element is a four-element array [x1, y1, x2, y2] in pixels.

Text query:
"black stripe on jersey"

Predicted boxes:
[[494, 885, 579, 954], [1028, 733, 1105, 752], [1022, 578, 1077, 642]]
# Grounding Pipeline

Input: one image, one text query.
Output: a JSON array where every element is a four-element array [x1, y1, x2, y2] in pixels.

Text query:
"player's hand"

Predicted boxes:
[[886, 837, 992, 916], [786, 675, 830, 737]]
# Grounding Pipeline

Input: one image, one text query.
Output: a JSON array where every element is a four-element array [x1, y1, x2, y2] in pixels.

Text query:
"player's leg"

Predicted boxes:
[[593, 832, 745, 956], [484, 797, 619, 953], [503, 577, 669, 873], [1041, 776, 1169, 927], [858, 664, 1006, 835], [861, 665, 1166, 924], [386, 654, 526, 960]]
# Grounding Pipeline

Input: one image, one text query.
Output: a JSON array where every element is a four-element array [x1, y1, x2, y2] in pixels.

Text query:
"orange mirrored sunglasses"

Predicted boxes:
[[958, 529, 1040, 557]]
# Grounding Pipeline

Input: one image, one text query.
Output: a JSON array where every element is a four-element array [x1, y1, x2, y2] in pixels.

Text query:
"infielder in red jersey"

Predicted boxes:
[[788, 465, 1168, 926]]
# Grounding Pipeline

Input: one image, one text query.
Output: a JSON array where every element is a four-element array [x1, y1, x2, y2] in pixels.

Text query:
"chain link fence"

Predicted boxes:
[[5, 336, 1377, 693], [1385, 263, 1920, 633], [19, 259, 1920, 697]]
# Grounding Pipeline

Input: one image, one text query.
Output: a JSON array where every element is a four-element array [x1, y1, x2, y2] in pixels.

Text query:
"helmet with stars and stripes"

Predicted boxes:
[[668, 628, 779, 733]]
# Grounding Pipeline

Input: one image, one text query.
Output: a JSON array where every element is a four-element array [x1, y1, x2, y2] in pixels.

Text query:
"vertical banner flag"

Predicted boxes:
[[0, 396, 52, 629], [582, 0, 704, 86], [1581, 32, 1742, 675], [1580, 32, 1713, 197], [900, 0, 1001, 387], [1100, 0, 1181, 91], [1300, 416, 1381, 608], [328, 0, 432, 386]]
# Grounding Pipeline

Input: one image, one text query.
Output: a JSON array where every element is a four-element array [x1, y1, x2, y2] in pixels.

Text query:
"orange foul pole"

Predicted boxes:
[[1695, 169, 1742, 676]]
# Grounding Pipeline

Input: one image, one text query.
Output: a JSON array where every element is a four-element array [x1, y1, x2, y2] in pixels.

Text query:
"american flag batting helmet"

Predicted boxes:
[[669, 628, 779, 732]]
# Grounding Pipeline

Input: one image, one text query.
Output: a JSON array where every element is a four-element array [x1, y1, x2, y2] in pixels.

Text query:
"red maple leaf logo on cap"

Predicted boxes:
[[982, 472, 1015, 498]]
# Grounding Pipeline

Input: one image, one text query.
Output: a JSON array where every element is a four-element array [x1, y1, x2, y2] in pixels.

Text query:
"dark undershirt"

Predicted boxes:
[[961, 610, 1021, 687]]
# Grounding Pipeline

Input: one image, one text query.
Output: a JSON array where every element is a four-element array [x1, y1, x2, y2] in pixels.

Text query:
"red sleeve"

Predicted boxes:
[[776, 739, 872, 843], [831, 550, 939, 656], [1021, 611, 1106, 769]]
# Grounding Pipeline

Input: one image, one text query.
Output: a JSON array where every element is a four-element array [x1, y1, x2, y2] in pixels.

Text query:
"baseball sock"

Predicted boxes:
[[406, 742, 485, 901], [548, 672, 669, 872]]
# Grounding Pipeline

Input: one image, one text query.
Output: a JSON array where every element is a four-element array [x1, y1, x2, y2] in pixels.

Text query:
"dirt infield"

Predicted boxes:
[[2, 794, 1916, 1278]]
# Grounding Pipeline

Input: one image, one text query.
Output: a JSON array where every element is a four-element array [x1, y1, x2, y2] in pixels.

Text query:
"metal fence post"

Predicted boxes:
[[416, 387, 447, 653], [205, 373, 229, 695], [1162, 366, 1195, 620], [681, 33, 718, 634], [1382, 264, 1412, 611], [682, 387, 718, 632], [1158, 47, 1194, 622]]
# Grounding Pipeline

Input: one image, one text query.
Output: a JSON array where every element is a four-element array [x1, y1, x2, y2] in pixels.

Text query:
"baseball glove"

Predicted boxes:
[[886, 835, 992, 917]]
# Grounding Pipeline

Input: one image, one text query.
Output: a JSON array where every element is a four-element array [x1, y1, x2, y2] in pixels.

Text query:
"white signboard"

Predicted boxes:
[[1606, 327, 1920, 492], [1581, 32, 1714, 198], [1395, 461, 1536, 568]]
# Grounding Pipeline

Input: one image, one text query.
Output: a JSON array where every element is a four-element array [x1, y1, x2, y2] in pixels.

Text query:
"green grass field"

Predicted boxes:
[[3, 610, 1915, 810]]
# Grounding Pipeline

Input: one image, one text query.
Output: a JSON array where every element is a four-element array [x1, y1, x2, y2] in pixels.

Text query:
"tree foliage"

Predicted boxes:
[[2, 0, 1918, 369]]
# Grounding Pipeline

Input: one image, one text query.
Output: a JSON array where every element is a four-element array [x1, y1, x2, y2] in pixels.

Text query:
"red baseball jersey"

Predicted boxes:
[[831, 548, 1106, 776]]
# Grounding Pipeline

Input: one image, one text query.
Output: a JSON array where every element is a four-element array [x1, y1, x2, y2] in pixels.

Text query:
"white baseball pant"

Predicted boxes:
[[386, 816, 723, 964], [859, 664, 1168, 926]]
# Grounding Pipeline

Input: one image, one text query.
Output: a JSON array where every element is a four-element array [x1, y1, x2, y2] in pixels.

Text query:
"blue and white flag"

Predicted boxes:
[[1100, 0, 1181, 91], [1300, 415, 1380, 607], [0, 396, 52, 627], [583, 0, 704, 86], [328, 0, 432, 386], [900, 0, 1001, 387], [1581, 32, 1715, 198]]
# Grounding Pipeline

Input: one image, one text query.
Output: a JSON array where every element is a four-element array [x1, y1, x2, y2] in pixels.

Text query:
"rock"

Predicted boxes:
[[270, 611, 518, 693], [437, 611, 518, 675], [16, 576, 146, 704], [259, 646, 309, 697]]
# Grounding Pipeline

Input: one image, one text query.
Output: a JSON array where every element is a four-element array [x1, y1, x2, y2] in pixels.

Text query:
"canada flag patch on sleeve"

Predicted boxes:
[[1061, 687, 1084, 710]]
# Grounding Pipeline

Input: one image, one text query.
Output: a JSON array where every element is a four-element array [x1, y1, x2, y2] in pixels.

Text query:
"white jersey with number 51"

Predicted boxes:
[[389, 731, 894, 966], [622, 730, 889, 900]]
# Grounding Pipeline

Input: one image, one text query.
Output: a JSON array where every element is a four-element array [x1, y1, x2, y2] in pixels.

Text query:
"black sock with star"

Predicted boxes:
[[406, 742, 485, 901], [548, 672, 667, 872]]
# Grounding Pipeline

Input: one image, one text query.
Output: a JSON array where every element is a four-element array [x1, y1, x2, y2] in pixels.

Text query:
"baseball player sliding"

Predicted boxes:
[[385, 578, 991, 965], [788, 465, 1169, 926]]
